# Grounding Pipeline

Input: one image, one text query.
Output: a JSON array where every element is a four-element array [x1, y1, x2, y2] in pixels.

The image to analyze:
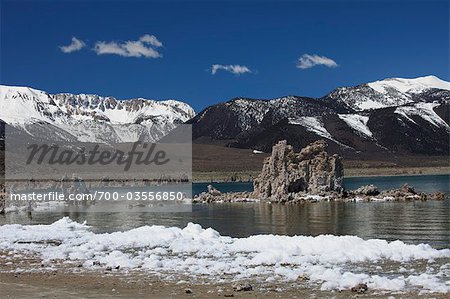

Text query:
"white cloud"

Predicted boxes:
[[59, 37, 86, 53], [139, 34, 163, 47], [297, 54, 338, 69], [211, 64, 253, 75], [93, 34, 163, 58]]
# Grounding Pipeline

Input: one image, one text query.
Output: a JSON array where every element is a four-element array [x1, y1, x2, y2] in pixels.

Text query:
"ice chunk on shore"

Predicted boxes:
[[0, 218, 449, 293]]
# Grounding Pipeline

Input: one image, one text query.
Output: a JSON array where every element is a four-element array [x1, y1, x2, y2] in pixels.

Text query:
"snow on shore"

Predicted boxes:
[[0, 218, 449, 293]]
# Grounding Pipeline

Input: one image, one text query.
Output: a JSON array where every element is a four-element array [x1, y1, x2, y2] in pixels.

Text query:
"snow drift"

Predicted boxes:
[[0, 218, 449, 293]]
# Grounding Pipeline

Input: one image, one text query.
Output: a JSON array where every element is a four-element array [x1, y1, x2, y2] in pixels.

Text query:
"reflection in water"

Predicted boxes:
[[1, 175, 449, 249]]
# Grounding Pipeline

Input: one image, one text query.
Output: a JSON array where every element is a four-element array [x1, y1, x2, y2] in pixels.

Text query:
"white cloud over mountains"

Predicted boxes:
[[59, 36, 338, 75], [93, 34, 163, 58], [211, 64, 253, 75], [59, 37, 86, 53], [59, 34, 163, 58], [297, 54, 338, 69]]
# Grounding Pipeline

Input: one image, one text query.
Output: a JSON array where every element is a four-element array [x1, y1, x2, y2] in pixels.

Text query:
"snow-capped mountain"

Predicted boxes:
[[327, 75, 450, 111], [188, 95, 348, 140], [0, 85, 195, 143], [189, 76, 450, 156], [368, 76, 450, 94], [2, 75, 449, 156]]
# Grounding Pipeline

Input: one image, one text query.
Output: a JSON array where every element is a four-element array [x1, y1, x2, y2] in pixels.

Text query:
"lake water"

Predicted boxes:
[[1, 174, 449, 248], [193, 174, 450, 196]]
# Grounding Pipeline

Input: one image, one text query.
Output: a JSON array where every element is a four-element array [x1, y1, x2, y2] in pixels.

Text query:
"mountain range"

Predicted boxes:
[[189, 75, 450, 157], [1, 75, 449, 159], [0, 86, 194, 143]]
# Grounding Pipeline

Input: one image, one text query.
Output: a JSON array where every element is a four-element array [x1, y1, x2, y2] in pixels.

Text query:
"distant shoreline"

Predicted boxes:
[[193, 166, 450, 183]]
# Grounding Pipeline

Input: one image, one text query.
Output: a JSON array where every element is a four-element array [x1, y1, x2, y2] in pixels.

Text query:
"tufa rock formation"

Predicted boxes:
[[195, 184, 255, 203], [354, 184, 380, 196], [193, 140, 446, 203], [253, 140, 344, 201]]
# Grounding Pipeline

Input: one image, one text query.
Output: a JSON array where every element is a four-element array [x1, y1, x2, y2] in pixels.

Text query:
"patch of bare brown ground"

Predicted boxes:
[[192, 143, 449, 182], [3, 271, 449, 299], [0, 252, 448, 298]]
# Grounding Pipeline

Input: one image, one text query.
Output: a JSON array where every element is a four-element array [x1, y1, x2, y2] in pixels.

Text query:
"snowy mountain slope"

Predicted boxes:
[[0, 85, 195, 143], [2, 75, 449, 156], [188, 95, 347, 140], [190, 76, 450, 156], [288, 117, 333, 140], [337, 114, 372, 138], [327, 75, 450, 111], [53, 93, 194, 124], [368, 76, 450, 94], [366, 103, 450, 155], [395, 102, 450, 130]]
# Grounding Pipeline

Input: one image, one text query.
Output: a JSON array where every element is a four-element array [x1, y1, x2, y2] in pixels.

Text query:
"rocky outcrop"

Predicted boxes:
[[253, 140, 343, 201], [193, 141, 447, 204], [207, 185, 222, 196], [378, 184, 446, 201], [353, 184, 380, 196], [347, 183, 446, 202], [193, 185, 256, 203]]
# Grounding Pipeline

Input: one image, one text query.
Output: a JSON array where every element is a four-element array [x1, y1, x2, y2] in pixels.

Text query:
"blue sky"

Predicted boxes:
[[1, 0, 448, 111]]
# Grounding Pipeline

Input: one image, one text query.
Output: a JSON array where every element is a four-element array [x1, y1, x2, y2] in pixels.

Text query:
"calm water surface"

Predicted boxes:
[[1, 175, 449, 248], [193, 174, 450, 195]]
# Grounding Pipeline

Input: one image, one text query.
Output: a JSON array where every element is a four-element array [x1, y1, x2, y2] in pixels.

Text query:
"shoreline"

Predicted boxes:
[[344, 171, 450, 179], [0, 247, 449, 298], [1, 271, 448, 299]]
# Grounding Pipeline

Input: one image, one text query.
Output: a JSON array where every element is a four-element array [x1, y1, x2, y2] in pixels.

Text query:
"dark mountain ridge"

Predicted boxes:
[[188, 76, 450, 158]]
